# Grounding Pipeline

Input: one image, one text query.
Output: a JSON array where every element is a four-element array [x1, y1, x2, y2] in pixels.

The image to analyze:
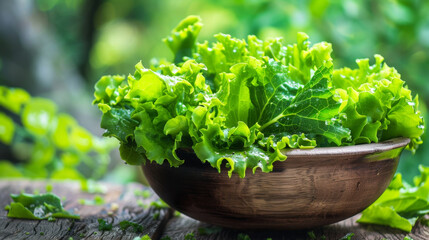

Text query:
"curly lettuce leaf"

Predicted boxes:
[[93, 75, 128, 106], [358, 205, 414, 232], [5, 192, 79, 220], [187, 36, 345, 176], [333, 55, 424, 150], [164, 15, 203, 63], [358, 167, 429, 232], [94, 59, 211, 167], [93, 16, 424, 177], [101, 107, 139, 142]]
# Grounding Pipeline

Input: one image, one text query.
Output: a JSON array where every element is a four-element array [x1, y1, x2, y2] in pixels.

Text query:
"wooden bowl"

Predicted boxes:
[[142, 137, 410, 229]]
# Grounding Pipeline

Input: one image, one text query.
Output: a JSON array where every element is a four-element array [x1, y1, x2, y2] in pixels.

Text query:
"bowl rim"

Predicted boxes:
[[282, 137, 410, 157]]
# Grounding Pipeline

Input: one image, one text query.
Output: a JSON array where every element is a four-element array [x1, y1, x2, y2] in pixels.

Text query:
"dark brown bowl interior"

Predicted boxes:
[[142, 137, 410, 230]]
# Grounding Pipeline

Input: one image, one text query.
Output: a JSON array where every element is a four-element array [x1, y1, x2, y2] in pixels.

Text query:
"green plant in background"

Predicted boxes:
[[0, 86, 117, 180], [93, 16, 423, 178]]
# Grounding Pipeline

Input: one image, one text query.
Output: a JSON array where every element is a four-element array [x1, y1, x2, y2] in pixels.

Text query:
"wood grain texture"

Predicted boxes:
[[0, 180, 171, 240], [143, 138, 410, 229], [161, 214, 429, 240], [1, 179, 429, 240]]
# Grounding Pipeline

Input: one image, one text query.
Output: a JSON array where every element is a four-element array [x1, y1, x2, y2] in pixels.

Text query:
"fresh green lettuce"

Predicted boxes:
[[358, 166, 429, 232], [93, 16, 424, 177], [5, 192, 79, 220], [333, 55, 424, 150]]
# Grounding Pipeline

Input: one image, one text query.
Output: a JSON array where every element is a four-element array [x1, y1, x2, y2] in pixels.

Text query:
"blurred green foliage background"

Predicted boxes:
[[0, 0, 428, 182]]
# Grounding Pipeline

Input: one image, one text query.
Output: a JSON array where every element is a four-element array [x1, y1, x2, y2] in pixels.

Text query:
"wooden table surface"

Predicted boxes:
[[0, 180, 428, 240]]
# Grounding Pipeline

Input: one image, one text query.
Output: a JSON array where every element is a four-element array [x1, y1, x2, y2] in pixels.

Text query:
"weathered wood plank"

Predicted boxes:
[[2, 180, 429, 240], [161, 213, 429, 240], [0, 180, 171, 240]]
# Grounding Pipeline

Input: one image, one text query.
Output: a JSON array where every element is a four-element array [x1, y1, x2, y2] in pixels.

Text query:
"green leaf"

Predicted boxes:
[[5, 202, 41, 220], [356, 92, 384, 122], [101, 107, 139, 142], [134, 235, 152, 240], [30, 140, 55, 166], [390, 173, 404, 190], [414, 165, 429, 187], [251, 58, 301, 126], [340, 92, 368, 141], [98, 218, 113, 231], [52, 114, 76, 149], [119, 220, 144, 233], [21, 98, 57, 136], [358, 205, 413, 232], [359, 166, 429, 232], [164, 115, 188, 136], [126, 64, 166, 102], [222, 59, 259, 127], [0, 161, 22, 178], [80, 179, 107, 194], [0, 112, 14, 144], [93, 75, 128, 106], [51, 168, 84, 180], [215, 33, 248, 67], [5, 192, 79, 220], [194, 137, 274, 178], [237, 233, 251, 240], [70, 126, 93, 152], [23, 163, 48, 178], [383, 98, 424, 140], [260, 62, 350, 146], [150, 199, 169, 209], [307, 231, 316, 240], [184, 233, 196, 240], [78, 195, 105, 206], [380, 197, 429, 215], [284, 32, 332, 85], [119, 141, 146, 165], [60, 152, 80, 167], [339, 233, 355, 240], [334, 55, 423, 150], [133, 108, 184, 167], [0, 85, 116, 182], [134, 189, 152, 198], [163, 15, 203, 63], [0, 86, 31, 114]]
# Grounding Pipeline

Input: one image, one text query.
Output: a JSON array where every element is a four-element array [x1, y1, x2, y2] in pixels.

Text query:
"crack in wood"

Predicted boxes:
[[32, 220, 41, 235]]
